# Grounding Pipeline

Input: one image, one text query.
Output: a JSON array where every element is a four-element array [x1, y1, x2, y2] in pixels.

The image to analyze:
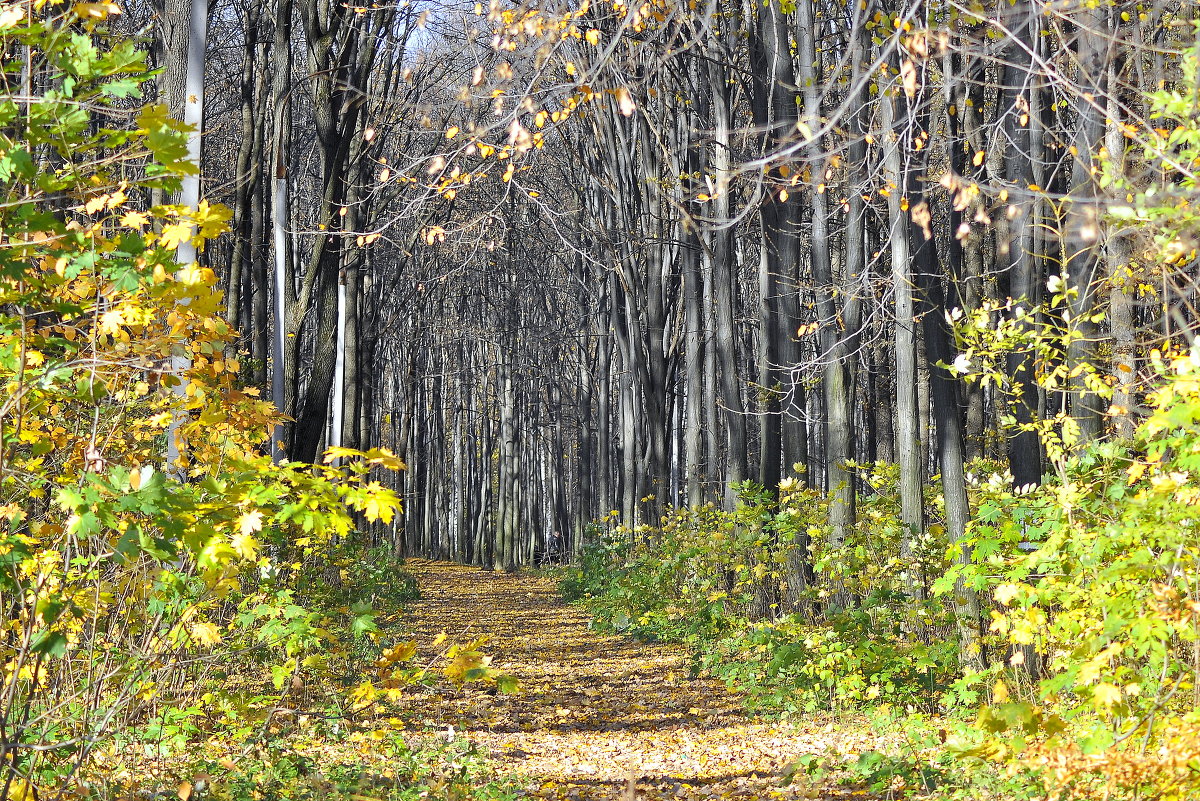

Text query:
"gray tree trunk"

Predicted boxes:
[[1064, 5, 1109, 444], [881, 82, 926, 596], [1106, 67, 1137, 441]]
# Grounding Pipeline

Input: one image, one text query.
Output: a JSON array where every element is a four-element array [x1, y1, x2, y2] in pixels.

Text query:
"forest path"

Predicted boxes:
[[397, 560, 877, 800]]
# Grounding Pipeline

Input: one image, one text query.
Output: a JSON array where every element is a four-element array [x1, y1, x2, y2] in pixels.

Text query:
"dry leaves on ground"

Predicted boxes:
[[392, 561, 885, 800]]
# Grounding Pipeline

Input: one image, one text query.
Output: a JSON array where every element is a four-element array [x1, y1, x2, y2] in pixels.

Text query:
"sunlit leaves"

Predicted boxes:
[[121, 209, 151, 229], [358, 481, 401, 524], [72, 2, 120, 21], [137, 104, 193, 175], [443, 640, 493, 684], [190, 620, 222, 647], [230, 531, 259, 561], [159, 222, 195, 251], [379, 640, 418, 665], [0, 11, 415, 784]]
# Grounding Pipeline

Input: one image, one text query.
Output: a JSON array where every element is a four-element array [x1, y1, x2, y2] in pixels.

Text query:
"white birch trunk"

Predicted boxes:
[[270, 177, 289, 461], [330, 275, 346, 450], [166, 0, 206, 470]]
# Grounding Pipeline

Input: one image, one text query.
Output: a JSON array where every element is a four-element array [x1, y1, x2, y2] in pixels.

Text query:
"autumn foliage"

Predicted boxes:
[[0, 2, 401, 795]]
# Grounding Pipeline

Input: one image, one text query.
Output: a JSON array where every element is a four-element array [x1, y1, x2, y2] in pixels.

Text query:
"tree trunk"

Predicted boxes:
[[999, 4, 1043, 489], [881, 80, 925, 597]]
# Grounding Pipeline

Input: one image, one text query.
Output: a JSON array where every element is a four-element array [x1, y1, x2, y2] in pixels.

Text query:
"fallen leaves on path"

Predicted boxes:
[[394, 561, 882, 800]]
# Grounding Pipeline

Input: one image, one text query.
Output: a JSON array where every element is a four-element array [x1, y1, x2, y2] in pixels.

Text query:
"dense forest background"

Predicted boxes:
[[161, 0, 1194, 569]]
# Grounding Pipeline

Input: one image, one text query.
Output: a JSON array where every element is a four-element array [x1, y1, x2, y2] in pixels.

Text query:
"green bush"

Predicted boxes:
[[564, 478, 965, 712], [926, 348, 1200, 798], [298, 544, 421, 610], [702, 608, 960, 714], [558, 522, 627, 602]]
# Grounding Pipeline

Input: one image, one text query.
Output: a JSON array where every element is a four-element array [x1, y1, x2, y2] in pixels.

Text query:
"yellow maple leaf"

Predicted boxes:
[[175, 262, 209, 286], [73, 1, 120, 19], [364, 447, 405, 470], [159, 222, 194, 251], [993, 583, 1022, 606], [444, 648, 491, 683], [190, 621, 222, 647], [6, 778, 35, 801], [193, 200, 231, 243], [238, 509, 264, 537], [121, 210, 150, 229], [348, 680, 378, 706], [230, 532, 258, 561], [322, 445, 361, 463], [379, 641, 417, 666], [98, 308, 125, 336], [361, 483, 399, 524], [1092, 683, 1122, 709]]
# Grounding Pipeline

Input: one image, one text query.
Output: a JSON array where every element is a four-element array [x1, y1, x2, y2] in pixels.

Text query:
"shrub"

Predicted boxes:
[[566, 478, 965, 712]]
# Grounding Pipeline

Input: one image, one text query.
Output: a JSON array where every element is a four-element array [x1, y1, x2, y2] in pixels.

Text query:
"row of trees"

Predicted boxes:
[[162, 0, 1192, 575]]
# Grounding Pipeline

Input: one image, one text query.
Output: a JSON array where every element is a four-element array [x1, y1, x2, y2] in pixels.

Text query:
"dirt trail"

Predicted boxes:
[[396, 561, 876, 800]]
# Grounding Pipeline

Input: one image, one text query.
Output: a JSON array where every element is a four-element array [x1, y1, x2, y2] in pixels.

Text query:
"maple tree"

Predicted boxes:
[[0, 3, 403, 795]]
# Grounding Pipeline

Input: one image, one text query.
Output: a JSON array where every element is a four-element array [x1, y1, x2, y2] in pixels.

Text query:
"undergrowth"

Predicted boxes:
[[89, 725, 516, 801], [67, 552, 519, 801], [561, 471, 965, 717], [776, 708, 1047, 801]]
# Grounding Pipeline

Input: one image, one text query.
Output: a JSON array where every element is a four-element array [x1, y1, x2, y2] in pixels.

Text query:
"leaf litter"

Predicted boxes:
[[394, 561, 886, 800]]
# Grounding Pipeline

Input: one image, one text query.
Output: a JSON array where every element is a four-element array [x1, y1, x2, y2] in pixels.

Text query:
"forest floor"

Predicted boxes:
[[394, 560, 888, 800]]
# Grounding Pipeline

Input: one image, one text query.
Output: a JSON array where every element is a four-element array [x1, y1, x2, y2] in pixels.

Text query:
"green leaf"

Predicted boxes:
[[100, 77, 140, 98], [137, 105, 192, 172], [0, 146, 34, 182], [31, 630, 68, 658]]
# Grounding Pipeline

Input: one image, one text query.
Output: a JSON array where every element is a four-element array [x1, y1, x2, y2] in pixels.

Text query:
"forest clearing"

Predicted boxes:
[[4, 0, 1200, 797]]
